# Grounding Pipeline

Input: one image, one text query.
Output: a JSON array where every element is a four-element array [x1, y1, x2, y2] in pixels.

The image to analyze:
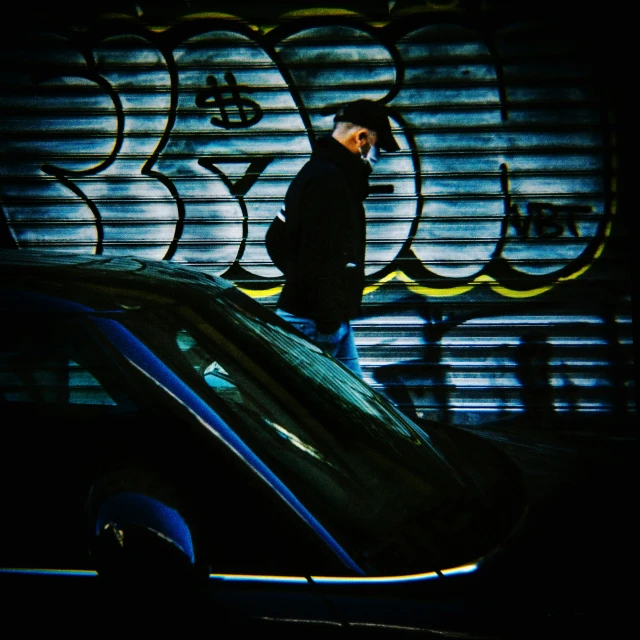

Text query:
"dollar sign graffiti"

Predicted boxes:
[[195, 71, 263, 129]]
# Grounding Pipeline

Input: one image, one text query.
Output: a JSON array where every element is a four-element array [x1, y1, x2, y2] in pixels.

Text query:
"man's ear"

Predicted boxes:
[[356, 129, 369, 148]]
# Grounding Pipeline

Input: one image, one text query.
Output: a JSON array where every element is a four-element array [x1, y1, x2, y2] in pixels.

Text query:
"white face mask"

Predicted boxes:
[[362, 144, 379, 169]]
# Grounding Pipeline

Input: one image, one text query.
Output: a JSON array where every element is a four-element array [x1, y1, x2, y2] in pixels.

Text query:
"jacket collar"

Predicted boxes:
[[313, 135, 371, 201]]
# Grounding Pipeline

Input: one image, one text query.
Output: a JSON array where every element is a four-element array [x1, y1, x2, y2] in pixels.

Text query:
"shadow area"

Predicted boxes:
[[457, 413, 638, 637]]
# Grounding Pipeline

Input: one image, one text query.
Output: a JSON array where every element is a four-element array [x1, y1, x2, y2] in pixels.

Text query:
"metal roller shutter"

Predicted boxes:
[[0, 2, 634, 430]]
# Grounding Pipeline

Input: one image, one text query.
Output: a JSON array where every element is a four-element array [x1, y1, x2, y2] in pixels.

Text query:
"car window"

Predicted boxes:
[[111, 293, 503, 576], [0, 310, 347, 576]]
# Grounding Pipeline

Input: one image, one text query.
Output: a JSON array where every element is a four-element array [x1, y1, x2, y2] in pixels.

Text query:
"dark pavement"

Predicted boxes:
[[460, 415, 638, 637]]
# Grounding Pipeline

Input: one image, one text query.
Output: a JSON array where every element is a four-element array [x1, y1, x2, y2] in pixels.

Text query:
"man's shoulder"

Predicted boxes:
[[294, 154, 346, 187]]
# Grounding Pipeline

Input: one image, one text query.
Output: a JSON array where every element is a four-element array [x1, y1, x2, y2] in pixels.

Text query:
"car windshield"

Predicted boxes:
[[108, 287, 492, 576]]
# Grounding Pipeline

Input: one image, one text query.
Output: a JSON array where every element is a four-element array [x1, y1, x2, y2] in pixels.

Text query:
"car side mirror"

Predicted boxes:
[[90, 492, 204, 591]]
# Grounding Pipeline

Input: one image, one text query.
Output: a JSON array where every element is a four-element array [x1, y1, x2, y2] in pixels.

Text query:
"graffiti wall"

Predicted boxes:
[[0, 1, 635, 428]]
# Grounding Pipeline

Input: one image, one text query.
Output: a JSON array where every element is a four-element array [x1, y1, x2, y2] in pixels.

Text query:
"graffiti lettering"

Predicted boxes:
[[508, 202, 589, 239], [195, 71, 263, 129], [198, 156, 274, 197], [0, 21, 614, 294]]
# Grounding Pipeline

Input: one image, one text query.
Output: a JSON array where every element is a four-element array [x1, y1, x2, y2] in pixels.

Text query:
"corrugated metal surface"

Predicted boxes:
[[0, 2, 635, 429]]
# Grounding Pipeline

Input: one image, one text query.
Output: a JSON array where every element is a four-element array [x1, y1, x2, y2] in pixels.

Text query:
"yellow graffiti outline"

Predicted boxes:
[[237, 213, 613, 300], [278, 9, 363, 19], [181, 12, 245, 21], [362, 271, 551, 299], [240, 285, 282, 299], [238, 229, 608, 302]]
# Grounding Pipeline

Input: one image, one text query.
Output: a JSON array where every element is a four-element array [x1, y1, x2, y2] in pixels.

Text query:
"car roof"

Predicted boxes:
[[0, 249, 234, 313]]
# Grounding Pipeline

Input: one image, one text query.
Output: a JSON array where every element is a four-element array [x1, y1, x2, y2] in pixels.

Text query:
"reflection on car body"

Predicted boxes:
[[0, 249, 527, 634]]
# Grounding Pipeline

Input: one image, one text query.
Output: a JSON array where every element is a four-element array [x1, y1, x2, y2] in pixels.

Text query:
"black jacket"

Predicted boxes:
[[268, 135, 371, 333]]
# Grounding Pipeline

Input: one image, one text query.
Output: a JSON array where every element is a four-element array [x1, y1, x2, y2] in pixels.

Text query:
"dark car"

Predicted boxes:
[[0, 249, 527, 635]]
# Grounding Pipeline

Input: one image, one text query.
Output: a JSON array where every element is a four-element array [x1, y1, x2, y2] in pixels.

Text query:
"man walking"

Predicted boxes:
[[266, 99, 399, 377]]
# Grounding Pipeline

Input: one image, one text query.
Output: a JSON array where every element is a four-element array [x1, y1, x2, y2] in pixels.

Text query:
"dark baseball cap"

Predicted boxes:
[[333, 99, 400, 152]]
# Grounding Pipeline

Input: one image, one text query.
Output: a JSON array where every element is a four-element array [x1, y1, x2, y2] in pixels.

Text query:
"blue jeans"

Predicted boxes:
[[276, 309, 363, 378]]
